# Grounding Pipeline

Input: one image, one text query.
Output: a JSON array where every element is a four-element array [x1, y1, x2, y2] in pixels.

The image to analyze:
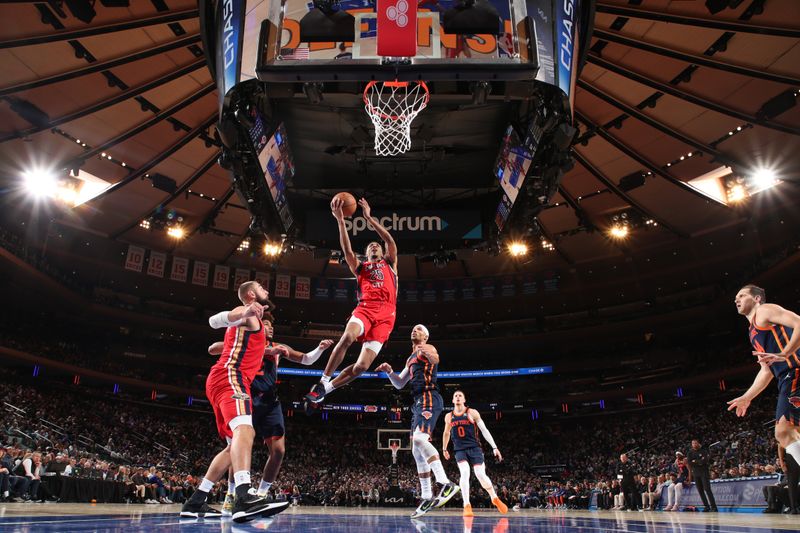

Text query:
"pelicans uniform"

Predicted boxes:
[[206, 318, 266, 440], [251, 340, 285, 442], [749, 320, 800, 425], [449, 409, 485, 466], [407, 347, 443, 435], [350, 259, 397, 351]]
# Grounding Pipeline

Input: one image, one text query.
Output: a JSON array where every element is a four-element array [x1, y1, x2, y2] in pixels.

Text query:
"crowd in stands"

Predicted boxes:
[[0, 364, 785, 510]]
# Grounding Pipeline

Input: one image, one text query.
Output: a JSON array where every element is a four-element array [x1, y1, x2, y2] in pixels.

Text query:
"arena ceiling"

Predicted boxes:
[[0, 0, 798, 280]]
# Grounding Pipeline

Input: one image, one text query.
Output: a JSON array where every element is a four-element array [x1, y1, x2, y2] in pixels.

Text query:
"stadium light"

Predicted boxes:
[[727, 184, 747, 203], [22, 167, 58, 199], [264, 242, 282, 256], [750, 167, 778, 191], [609, 224, 629, 239], [237, 239, 250, 252], [508, 242, 528, 257], [167, 226, 185, 239]]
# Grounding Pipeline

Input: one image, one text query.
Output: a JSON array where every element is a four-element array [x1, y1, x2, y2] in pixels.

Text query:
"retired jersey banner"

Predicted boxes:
[[124, 245, 145, 272], [213, 265, 230, 290], [192, 261, 210, 286], [275, 274, 291, 298], [146, 251, 166, 278], [312, 278, 330, 299], [255, 271, 270, 291], [295, 276, 310, 299], [234, 268, 251, 288], [170, 257, 189, 282]]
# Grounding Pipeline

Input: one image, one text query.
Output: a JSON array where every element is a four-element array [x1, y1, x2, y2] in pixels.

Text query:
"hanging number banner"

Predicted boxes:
[[213, 265, 230, 290], [234, 268, 251, 288], [192, 261, 210, 286], [275, 274, 291, 298], [170, 257, 189, 282], [295, 276, 310, 299], [124, 245, 145, 272], [146, 251, 166, 278]]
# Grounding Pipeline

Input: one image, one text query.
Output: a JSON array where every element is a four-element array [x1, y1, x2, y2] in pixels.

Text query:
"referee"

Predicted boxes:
[[687, 439, 718, 512]]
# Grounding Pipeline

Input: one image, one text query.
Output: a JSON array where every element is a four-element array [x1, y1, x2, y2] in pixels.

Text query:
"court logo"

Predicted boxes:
[[386, 0, 409, 28]]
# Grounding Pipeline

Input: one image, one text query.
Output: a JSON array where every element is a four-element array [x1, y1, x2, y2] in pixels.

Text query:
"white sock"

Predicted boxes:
[[786, 440, 800, 466], [228, 481, 235, 495], [458, 462, 471, 506], [233, 470, 251, 488], [323, 380, 335, 394], [419, 476, 433, 500], [199, 477, 214, 493], [258, 480, 272, 496], [320, 374, 331, 383]]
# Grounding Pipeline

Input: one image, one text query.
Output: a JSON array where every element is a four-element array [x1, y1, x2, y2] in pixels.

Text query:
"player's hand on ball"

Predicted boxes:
[[318, 339, 334, 351], [494, 449, 503, 462], [443, 450, 450, 460], [375, 362, 393, 374], [331, 197, 344, 220], [358, 198, 371, 219], [727, 396, 750, 417]]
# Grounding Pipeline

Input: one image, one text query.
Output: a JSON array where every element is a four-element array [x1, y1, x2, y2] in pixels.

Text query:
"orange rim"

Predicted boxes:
[[363, 80, 429, 120]]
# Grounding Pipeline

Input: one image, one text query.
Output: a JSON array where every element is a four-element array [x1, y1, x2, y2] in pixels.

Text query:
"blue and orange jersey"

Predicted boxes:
[[749, 319, 799, 379], [211, 317, 266, 383], [356, 259, 397, 306], [449, 409, 481, 451], [251, 340, 279, 397], [406, 346, 438, 398]]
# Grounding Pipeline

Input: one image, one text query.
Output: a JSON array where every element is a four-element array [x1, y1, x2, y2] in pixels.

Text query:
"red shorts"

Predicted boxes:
[[349, 302, 396, 345], [206, 367, 253, 441]]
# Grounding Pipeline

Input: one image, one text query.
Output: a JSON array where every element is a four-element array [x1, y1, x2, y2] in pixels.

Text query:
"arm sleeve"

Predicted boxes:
[[208, 311, 242, 329], [300, 346, 325, 365], [387, 367, 411, 389], [476, 418, 498, 450], [23, 458, 33, 477]]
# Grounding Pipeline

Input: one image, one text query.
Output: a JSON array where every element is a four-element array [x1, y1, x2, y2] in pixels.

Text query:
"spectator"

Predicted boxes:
[[664, 452, 690, 511]]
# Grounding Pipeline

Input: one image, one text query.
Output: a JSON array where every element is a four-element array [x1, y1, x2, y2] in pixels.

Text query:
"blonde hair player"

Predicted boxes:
[[728, 284, 800, 469], [376, 324, 460, 518], [304, 197, 398, 412], [442, 390, 508, 516]]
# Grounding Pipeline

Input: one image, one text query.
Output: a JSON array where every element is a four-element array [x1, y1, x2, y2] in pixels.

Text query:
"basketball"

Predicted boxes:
[[334, 192, 357, 217]]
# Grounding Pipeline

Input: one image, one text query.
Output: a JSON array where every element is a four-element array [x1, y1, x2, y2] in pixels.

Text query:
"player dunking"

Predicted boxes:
[[304, 197, 397, 410], [442, 390, 508, 516], [728, 285, 800, 470], [179, 281, 288, 522], [376, 324, 459, 518], [209, 316, 333, 514]]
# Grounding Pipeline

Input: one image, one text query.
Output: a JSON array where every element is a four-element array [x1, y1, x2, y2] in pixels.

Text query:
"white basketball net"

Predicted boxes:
[[363, 81, 429, 156]]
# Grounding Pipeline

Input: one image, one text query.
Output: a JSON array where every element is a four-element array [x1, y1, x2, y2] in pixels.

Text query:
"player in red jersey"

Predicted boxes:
[[304, 197, 398, 411], [180, 281, 288, 523]]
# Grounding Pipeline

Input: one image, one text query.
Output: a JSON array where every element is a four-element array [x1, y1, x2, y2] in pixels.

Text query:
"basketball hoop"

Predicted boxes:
[[363, 80, 429, 156], [389, 439, 401, 464]]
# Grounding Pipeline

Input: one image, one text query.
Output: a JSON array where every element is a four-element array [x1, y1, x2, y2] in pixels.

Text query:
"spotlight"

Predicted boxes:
[[139, 220, 151, 230], [167, 226, 185, 239], [751, 168, 778, 191], [508, 242, 528, 257], [264, 242, 282, 256], [609, 224, 629, 239], [727, 184, 747, 203], [22, 167, 58, 199], [237, 239, 251, 252]]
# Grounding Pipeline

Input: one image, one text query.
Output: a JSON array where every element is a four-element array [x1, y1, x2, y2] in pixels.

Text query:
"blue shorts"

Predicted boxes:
[[776, 369, 800, 425], [411, 390, 443, 435], [252, 396, 285, 441], [455, 447, 485, 466]]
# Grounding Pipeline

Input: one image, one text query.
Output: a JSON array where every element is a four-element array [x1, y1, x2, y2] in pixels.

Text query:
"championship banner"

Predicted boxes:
[[404, 281, 419, 303], [213, 265, 230, 290], [233, 268, 251, 288], [255, 271, 270, 291], [275, 274, 291, 298], [192, 261, 210, 286], [442, 279, 457, 302], [170, 257, 189, 282], [146, 251, 166, 278], [421, 281, 437, 303], [124, 245, 145, 272], [479, 278, 497, 298], [543, 271, 559, 292], [295, 276, 310, 299], [520, 273, 538, 295], [461, 278, 475, 300], [332, 279, 349, 301], [313, 278, 330, 299], [500, 275, 517, 297]]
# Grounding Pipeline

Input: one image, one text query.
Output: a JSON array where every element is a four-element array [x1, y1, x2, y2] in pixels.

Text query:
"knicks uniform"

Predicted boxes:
[[350, 259, 397, 347], [449, 410, 485, 466], [749, 320, 800, 425], [206, 318, 265, 440], [407, 347, 443, 435], [251, 340, 285, 442]]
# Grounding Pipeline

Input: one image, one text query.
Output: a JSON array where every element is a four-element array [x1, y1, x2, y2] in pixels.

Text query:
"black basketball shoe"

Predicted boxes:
[[179, 501, 223, 518], [232, 494, 290, 523]]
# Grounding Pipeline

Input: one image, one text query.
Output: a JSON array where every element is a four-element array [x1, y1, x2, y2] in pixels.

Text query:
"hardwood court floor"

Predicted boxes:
[[0, 504, 799, 532]]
